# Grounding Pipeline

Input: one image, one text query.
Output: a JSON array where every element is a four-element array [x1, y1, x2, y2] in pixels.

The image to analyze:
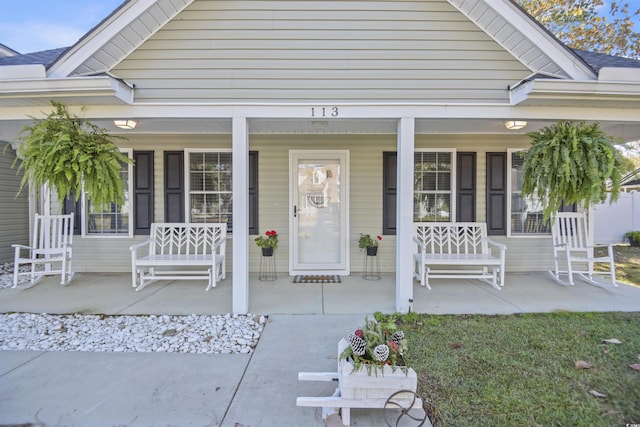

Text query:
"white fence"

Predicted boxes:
[[593, 192, 640, 244]]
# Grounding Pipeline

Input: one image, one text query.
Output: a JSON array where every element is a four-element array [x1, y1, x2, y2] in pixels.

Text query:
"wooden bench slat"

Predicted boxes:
[[414, 222, 506, 290], [130, 223, 227, 291]]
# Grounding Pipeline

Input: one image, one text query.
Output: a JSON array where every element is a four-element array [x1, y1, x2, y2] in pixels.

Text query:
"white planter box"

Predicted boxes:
[[337, 339, 417, 401]]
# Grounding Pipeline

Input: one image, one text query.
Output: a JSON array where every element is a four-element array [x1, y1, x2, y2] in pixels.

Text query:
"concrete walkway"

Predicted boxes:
[[1, 273, 639, 426]]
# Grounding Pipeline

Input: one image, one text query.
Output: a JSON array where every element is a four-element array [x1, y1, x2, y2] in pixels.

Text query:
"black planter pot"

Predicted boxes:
[[262, 247, 274, 256], [629, 239, 640, 248], [366, 246, 378, 256]]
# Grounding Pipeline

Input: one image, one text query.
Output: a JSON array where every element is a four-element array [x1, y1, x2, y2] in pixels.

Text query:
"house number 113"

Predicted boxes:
[[311, 107, 339, 117]]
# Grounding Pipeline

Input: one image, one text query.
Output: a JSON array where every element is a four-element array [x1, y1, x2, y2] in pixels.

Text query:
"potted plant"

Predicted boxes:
[[624, 231, 640, 247], [338, 315, 416, 400], [255, 230, 278, 256], [12, 101, 132, 210], [521, 121, 624, 221], [358, 234, 382, 256]]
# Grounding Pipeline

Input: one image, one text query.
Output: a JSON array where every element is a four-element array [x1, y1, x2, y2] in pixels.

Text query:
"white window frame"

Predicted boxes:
[[414, 148, 456, 222], [507, 148, 550, 238], [184, 148, 233, 226], [82, 148, 134, 238]]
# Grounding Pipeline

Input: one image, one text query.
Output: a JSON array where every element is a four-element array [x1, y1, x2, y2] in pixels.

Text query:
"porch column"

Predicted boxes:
[[232, 116, 249, 314], [396, 117, 415, 313]]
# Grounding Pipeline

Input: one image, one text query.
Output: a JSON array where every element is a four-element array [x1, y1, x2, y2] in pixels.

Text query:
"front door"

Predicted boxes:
[[289, 150, 349, 275]]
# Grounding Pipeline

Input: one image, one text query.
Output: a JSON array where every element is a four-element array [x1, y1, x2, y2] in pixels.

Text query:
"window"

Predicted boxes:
[[186, 149, 233, 227], [85, 148, 133, 236], [508, 149, 549, 235], [414, 150, 455, 222], [382, 150, 456, 234]]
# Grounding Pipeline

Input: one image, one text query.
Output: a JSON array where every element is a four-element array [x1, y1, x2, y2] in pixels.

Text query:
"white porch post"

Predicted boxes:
[[396, 117, 415, 313], [232, 116, 249, 314]]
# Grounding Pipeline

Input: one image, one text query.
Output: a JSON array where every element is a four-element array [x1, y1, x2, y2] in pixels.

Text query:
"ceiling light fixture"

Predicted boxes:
[[114, 119, 137, 130], [311, 120, 329, 131], [504, 120, 527, 130]]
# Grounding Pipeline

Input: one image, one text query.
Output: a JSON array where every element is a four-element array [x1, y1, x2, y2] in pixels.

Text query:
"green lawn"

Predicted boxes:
[[395, 312, 640, 426], [595, 244, 640, 286], [371, 246, 639, 426]]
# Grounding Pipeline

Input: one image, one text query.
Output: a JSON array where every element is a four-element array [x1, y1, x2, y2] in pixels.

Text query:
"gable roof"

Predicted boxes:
[[46, 0, 597, 81], [48, 0, 192, 78], [1, 0, 639, 112], [0, 48, 69, 68], [573, 49, 640, 73], [0, 44, 20, 58]]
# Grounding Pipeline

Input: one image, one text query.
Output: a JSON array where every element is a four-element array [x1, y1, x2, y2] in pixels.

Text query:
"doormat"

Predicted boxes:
[[293, 275, 341, 284]]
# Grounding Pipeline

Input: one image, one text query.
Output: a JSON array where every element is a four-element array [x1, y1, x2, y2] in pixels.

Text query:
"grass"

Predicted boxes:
[[395, 312, 640, 426], [377, 245, 640, 425], [594, 244, 640, 286]]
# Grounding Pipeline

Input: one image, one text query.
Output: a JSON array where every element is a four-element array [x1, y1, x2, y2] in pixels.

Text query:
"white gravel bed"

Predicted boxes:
[[0, 263, 19, 289], [0, 312, 266, 354], [0, 263, 266, 354]]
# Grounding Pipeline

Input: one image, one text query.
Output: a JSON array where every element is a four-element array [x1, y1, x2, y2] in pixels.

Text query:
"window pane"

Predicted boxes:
[[190, 172, 204, 191], [219, 153, 232, 171], [203, 172, 216, 191], [191, 153, 205, 170], [511, 152, 549, 234]]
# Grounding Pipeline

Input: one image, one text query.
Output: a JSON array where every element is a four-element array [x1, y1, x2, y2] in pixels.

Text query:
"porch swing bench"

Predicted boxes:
[[413, 222, 507, 290], [129, 222, 227, 291]]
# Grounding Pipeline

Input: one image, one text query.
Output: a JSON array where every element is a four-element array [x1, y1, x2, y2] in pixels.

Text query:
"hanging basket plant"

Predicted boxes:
[[14, 101, 133, 210], [521, 121, 623, 220]]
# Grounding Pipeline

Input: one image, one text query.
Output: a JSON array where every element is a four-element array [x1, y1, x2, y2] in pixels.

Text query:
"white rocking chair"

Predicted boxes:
[[549, 212, 617, 287], [13, 213, 75, 288]]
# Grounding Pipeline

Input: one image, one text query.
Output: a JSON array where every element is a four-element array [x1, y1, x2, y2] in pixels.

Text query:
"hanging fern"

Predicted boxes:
[[521, 121, 623, 220], [14, 101, 133, 210]]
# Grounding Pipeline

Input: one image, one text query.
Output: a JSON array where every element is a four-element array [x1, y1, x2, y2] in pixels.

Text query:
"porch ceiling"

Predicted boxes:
[[2, 117, 640, 143]]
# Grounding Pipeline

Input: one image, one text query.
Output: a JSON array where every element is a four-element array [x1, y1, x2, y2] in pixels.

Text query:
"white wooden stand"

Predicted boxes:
[[297, 339, 424, 426]]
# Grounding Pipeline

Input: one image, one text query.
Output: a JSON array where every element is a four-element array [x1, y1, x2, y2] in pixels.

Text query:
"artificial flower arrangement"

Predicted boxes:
[[358, 234, 382, 249], [255, 230, 279, 249], [339, 315, 408, 373]]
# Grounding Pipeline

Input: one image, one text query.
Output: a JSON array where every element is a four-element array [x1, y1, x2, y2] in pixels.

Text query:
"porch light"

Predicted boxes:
[[504, 120, 527, 130], [311, 120, 328, 130], [114, 119, 137, 129]]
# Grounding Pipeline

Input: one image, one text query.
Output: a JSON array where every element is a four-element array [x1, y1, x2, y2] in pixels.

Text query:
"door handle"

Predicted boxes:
[[294, 205, 297, 218]]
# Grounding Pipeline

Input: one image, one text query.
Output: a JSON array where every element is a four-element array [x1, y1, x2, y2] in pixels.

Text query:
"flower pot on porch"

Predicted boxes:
[[628, 238, 640, 247], [366, 246, 378, 256], [261, 247, 274, 256]]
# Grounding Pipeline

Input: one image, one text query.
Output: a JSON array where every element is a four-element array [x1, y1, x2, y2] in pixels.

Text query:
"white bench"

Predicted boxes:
[[129, 223, 227, 291], [413, 222, 506, 290]]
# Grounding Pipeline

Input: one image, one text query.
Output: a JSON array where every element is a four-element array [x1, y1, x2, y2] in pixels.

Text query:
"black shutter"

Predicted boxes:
[[164, 151, 184, 222], [62, 195, 82, 235], [134, 151, 154, 235], [457, 152, 476, 222], [248, 151, 259, 234], [486, 152, 507, 235], [382, 152, 397, 235]]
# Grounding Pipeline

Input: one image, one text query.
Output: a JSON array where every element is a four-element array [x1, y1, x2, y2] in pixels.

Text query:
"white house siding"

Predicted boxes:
[[415, 134, 554, 272], [111, 0, 531, 103], [249, 134, 398, 273], [71, 135, 235, 273], [0, 144, 28, 264], [70, 133, 552, 273]]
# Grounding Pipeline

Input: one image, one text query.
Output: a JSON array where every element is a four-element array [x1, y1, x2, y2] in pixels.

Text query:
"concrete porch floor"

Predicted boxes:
[[1, 273, 639, 426], [1, 271, 638, 315]]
